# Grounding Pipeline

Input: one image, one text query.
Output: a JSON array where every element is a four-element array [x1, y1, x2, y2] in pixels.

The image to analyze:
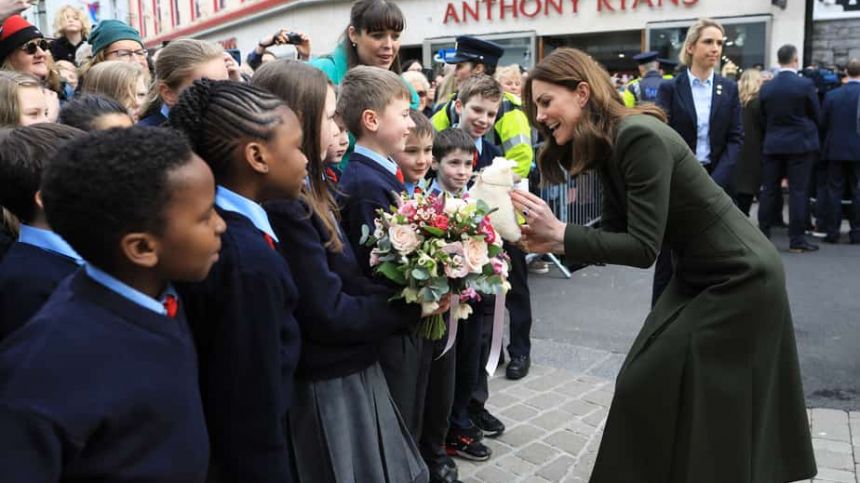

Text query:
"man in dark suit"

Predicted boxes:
[[652, 19, 744, 305], [819, 58, 860, 244], [759, 44, 822, 252]]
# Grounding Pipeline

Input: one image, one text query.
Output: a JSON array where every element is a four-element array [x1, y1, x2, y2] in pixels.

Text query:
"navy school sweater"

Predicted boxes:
[[0, 270, 208, 482], [265, 199, 421, 381], [176, 208, 300, 483], [475, 138, 503, 172], [0, 242, 79, 341], [337, 151, 405, 278]]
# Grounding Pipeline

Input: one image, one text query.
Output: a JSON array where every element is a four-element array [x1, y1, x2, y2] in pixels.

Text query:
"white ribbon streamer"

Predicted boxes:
[[485, 288, 506, 376], [437, 296, 459, 359]]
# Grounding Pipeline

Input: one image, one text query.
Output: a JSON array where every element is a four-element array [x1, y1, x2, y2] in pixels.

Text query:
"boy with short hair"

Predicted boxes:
[[0, 124, 85, 340], [454, 75, 503, 170], [393, 109, 434, 195], [337, 66, 436, 459], [0, 126, 225, 481]]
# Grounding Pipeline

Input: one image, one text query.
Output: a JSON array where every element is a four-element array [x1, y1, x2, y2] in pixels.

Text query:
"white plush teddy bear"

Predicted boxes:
[[469, 157, 522, 242]]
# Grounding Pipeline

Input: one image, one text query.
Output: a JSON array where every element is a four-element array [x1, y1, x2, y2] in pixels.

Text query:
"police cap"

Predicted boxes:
[[446, 35, 505, 66], [632, 51, 659, 64]]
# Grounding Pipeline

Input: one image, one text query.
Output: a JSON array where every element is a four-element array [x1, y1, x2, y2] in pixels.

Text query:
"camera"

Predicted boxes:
[[276, 31, 304, 45]]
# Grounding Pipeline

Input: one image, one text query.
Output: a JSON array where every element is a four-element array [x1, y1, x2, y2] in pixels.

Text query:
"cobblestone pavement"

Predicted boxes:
[[455, 344, 860, 483]]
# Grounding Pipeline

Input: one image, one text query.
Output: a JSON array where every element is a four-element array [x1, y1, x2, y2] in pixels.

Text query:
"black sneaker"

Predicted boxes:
[[468, 406, 505, 438], [445, 427, 492, 461]]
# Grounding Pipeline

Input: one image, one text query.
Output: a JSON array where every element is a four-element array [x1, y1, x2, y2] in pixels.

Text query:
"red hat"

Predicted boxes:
[[0, 15, 44, 64]]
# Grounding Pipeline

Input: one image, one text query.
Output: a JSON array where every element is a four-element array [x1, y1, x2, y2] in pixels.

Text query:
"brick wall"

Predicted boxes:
[[812, 18, 860, 66]]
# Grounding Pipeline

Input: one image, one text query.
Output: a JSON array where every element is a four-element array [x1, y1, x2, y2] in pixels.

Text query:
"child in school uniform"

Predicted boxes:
[[452, 75, 503, 171], [0, 124, 85, 340], [322, 113, 349, 184], [168, 79, 306, 483], [0, 126, 225, 481], [393, 112, 463, 483], [337, 66, 445, 444], [251, 58, 429, 483]]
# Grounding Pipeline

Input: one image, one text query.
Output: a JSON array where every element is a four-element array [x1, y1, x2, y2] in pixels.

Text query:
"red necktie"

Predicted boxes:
[[414, 186, 423, 195], [162, 294, 178, 319], [324, 166, 339, 183], [396, 168, 405, 184], [472, 152, 479, 170], [262, 232, 276, 250]]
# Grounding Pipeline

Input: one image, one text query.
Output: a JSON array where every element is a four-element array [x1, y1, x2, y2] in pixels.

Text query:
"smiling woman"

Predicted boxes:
[[514, 47, 816, 482]]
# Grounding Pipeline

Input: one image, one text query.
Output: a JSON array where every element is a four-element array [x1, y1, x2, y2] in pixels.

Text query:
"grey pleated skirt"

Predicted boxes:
[[289, 362, 429, 483]]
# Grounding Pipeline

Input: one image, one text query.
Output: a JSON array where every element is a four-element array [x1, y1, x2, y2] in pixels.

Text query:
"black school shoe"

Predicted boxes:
[[428, 459, 461, 483], [468, 406, 505, 438], [445, 427, 492, 461], [506, 355, 530, 380], [789, 241, 820, 253]]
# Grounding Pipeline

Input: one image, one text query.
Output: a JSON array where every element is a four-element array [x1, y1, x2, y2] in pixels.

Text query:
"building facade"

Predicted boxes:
[[132, 0, 807, 72], [23, 0, 129, 39], [811, 0, 860, 67]]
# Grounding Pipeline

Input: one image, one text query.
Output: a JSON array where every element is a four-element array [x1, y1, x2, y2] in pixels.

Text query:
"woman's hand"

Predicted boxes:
[[223, 53, 242, 82], [510, 190, 567, 254]]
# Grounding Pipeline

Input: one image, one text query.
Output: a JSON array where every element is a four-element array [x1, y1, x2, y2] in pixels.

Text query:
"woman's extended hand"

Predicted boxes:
[[510, 190, 567, 254]]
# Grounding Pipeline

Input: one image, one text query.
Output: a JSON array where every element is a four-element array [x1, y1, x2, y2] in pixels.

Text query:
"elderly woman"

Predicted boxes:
[[511, 47, 815, 483]]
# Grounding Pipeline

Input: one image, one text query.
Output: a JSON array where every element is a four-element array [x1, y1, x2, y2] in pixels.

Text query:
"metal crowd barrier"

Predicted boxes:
[[530, 170, 603, 278]]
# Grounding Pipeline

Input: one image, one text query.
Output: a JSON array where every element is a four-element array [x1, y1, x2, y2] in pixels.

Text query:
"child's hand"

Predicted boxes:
[[422, 293, 451, 317]]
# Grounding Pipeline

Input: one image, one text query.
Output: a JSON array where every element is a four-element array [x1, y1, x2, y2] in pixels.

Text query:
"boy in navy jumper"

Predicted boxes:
[[452, 75, 503, 171], [169, 79, 306, 483], [0, 124, 85, 340], [393, 109, 434, 196], [0, 126, 225, 482], [337, 66, 444, 444]]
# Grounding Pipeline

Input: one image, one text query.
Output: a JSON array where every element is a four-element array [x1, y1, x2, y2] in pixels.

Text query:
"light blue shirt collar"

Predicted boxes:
[[160, 103, 170, 119], [354, 144, 398, 176], [429, 178, 465, 197], [473, 137, 483, 155], [215, 186, 279, 242], [848, 79, 860, 84], [404, 182, 415, 196], [18, 225, 83, 264], [84, 264, 174, 316], [778, 67, 798, 74], [688, 70, 715, 88]]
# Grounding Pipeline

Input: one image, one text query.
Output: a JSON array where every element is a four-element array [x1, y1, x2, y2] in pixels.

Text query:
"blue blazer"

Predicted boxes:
[[0, 243, 78, 341], [338, 151, 405, 276], [821, 82, 860, 162], [177, 208, 300, 483], [656, 70, 744, 191], [0, 270, 208, 481], [759, 70, 821, 156]]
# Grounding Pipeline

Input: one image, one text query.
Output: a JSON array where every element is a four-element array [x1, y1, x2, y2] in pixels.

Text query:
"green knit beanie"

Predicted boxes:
[[89, 20, 143, 57]]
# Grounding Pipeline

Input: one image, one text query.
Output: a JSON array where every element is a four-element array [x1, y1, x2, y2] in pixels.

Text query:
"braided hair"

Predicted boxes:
[[168, 79, 287, 179]]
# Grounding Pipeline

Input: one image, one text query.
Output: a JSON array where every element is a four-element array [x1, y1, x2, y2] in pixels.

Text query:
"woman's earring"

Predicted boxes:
[[352, 43, 356, 48]]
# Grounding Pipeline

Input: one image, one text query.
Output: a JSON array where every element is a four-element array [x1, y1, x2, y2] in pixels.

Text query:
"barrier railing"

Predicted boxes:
[[530, 170, 602, 278]]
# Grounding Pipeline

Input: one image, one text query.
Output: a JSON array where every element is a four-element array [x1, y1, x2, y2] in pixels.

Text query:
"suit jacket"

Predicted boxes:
[[656, 70, 744, 191], [759, 70, 821, 155], [821, 81, 860, 162], [338, 151, 405, 277]]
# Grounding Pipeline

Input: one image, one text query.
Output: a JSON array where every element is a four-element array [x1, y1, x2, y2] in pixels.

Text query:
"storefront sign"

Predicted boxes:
[[443, 0, 698, 24]]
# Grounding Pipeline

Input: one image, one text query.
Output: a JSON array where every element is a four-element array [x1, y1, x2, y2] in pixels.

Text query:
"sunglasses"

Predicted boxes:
[[19, 39, 50, 55]]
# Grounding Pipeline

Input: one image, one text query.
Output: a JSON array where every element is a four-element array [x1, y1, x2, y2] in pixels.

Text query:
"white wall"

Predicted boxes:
[[192, 0, 807, 66]]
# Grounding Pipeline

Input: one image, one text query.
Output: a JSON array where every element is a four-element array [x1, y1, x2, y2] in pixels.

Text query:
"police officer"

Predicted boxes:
[[431, 35, 533, 180], [622, 51, 664, 107]]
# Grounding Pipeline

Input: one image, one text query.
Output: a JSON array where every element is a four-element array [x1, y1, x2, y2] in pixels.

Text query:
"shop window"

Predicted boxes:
[[648, 16, 770, 74], [544, 30, 642, 75]]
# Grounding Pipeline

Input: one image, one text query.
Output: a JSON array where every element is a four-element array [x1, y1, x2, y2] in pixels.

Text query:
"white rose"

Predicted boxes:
[[444, 197, 467, 215], [388, 224, 420, 254], [462, 237, 489, 274], [451, 301, 473, 321]]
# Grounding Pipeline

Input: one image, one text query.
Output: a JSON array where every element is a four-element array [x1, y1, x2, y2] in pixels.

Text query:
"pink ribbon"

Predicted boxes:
[[485, 288, 506, 376], [437, 296, 459, 359]]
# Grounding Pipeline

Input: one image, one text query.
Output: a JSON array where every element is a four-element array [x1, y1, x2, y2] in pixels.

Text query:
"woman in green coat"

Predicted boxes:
[[512, 47, 816, 483]]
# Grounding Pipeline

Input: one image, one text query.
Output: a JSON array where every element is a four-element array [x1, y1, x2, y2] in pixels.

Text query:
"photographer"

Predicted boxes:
[[246, 29, 310, 71]]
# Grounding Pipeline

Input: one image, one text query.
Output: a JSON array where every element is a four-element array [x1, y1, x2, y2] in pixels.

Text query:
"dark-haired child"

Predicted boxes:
[[169, 79, 305, 482], [0, 124, 85, 340], [337, 66, 442, 445], [322, 113, 349, 183], [0, 126, 224, 481], [252, 58, 429, 483], [58, 94, 134, 131], [393, 109, 434, 195]]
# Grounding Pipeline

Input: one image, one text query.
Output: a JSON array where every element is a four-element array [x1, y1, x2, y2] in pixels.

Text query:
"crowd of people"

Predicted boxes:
[[0, 0, 847, 481]]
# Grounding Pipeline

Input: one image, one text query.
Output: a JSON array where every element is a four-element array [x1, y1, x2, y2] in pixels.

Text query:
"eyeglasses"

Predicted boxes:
[[19, 39, 50, 55], [417, 90, 427, 98], [106, 49, 149, 60]]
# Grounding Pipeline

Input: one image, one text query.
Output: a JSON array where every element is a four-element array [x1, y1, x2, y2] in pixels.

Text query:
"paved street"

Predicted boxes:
[[458, 220, 860, 481]]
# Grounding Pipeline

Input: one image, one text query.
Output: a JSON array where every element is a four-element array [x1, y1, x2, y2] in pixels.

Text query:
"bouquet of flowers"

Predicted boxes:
[[361, 190, 511, 340]]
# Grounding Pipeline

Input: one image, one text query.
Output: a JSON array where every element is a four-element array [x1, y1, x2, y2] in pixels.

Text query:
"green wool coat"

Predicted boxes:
[[563, 115, 816, 483]]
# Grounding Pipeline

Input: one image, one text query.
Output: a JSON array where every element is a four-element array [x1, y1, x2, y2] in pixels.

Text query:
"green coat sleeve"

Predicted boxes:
[[563, 121, 671, 268]]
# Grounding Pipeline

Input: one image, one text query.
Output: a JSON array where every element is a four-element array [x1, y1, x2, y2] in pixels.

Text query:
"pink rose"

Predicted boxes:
[[479, 218, 496, 244], [398, 201, 417, 219], [459, 287, 480, 303], [389, 224, 421, 254], [462, 237, 489, 274], [491, 257, 509, 277]]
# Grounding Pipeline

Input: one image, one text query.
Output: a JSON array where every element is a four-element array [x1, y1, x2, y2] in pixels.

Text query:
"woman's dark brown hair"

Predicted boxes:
[[522, 48, 666, 184], [343, 0, 405, 74], [252, 59, 343, 252]]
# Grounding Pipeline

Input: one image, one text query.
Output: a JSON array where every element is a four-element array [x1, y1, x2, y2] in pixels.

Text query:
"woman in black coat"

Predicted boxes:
[[736, 69, 765, 216]]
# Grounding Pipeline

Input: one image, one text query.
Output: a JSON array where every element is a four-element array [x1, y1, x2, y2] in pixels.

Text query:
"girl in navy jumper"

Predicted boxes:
[[0, 126, 224, 481], [169, 79, 306, 483], [252, 59, 430, 483]]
